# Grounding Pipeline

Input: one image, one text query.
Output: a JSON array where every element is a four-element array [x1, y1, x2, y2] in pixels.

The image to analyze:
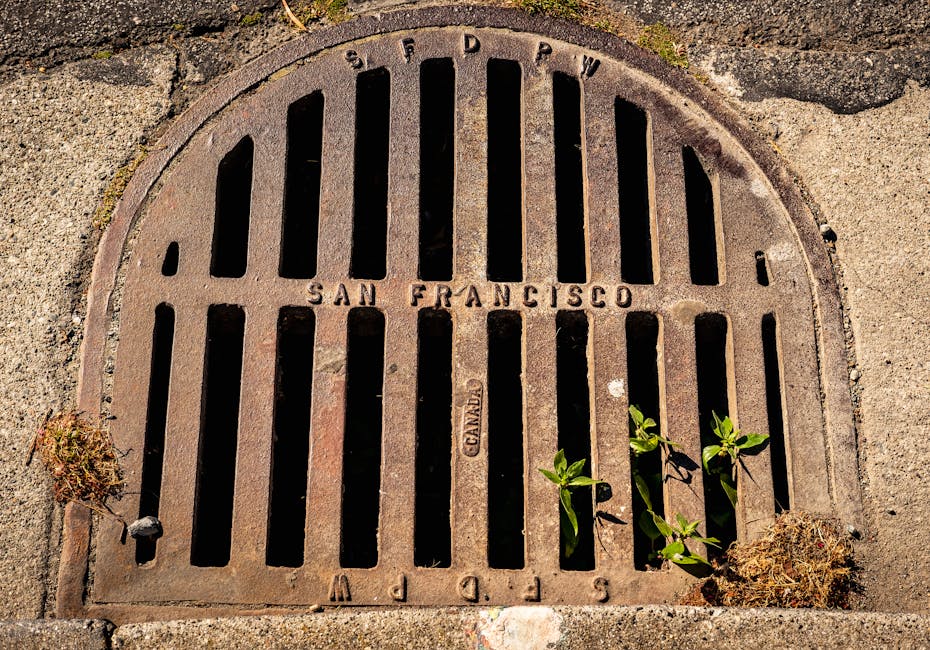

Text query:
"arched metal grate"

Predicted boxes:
[[62, 6, 860, 621]]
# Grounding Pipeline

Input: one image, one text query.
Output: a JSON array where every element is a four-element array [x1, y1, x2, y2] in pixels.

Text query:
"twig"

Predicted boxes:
[[26, 431, 38, 466], [26, 409, 53, 466], [71, 499, 127, 526], [282, 0, 308, 31]]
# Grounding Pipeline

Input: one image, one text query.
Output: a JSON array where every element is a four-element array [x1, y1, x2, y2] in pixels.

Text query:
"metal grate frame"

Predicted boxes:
[[59, 5, 861, 622]]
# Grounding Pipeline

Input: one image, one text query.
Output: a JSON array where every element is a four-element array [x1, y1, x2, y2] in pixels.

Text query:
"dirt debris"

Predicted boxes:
[[29, 411, 124, 509], [681, 511, 857, 608]]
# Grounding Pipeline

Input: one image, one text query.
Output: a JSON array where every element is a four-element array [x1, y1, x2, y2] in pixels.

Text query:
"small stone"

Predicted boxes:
[[849, 369, 861, 381], [308, 604, 323, 613], [819, 223, 837, 242], [845, 524, 861, 539], [127, 515, 162, 539]]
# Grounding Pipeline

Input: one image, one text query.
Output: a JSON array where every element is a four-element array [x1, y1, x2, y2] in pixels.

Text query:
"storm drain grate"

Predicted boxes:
[[63, 6, 860, 620]]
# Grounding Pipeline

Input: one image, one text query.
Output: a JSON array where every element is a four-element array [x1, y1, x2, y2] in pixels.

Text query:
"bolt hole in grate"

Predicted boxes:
[[66, 6, 861, 621]]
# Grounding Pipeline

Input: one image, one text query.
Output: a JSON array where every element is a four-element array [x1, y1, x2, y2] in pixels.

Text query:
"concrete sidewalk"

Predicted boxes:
[[0, 0, 927, 644]]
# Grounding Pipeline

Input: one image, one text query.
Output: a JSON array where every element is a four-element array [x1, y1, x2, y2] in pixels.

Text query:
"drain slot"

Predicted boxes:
[[351, 69, 390, 280], [684, 146, 719, 286], [755, 251, 770, 286], [340, 307, 385, 568], [414, 308, 453, 568], [280, 93, 324, 279], [135, 303, 175, 565], [625, 311, 663, 570], [419, 59, 455, 282], [553, 72, 587, 284], [266, 307, 316, 568], [210, 137, 253, 279], [556, 310, 594, 570], [694, 312, 733, 549], [762, 313, 790, 512], [616, 99, 653, 285], [161, 243, 179, 277], [191, 305, 245, 567], [487, 310, 524, 570], [487, 59, 523, 282]]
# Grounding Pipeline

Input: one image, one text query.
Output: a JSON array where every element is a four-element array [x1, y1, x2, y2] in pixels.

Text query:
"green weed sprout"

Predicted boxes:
[[629, 404, 678, 455], [702, 412, 769, 507], [539, 449, 604, 557], [653, 513, 720, 566], [631, 464, 718, 566], [628, 405, 681, 566]]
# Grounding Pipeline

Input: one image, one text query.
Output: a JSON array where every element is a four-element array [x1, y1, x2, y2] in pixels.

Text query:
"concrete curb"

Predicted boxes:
[[28, 606, 922, 649], [0, 619, 112, 650]]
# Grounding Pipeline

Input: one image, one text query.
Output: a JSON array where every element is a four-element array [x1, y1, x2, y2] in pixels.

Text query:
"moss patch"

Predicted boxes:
[[91, 50, 113, 60], [92, 146, 147, 230], [30, 411, 124, 508], [637, 22, 689, 68], [513, 0, 586, 21], [240, 11, 263, 27], [281, 0, 350, 30], [508, 0, 641, 43], [509, 3, 694, 69], [680, 511, 857, 608]]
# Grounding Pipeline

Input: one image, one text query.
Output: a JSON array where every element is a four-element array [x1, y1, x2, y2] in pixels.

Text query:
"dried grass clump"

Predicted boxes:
[[30, 411, 124, 508], [681, 511, 856, 608]]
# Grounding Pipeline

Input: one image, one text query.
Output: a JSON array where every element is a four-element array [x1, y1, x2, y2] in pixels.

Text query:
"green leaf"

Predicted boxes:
[[629, 405, 644, 426], [659, 540, 685, 559], [567, 476, 602, 487], [630, 436, 658, 454], [702, 445, 722, 471], [736, 432, 770, 450], [633, 472, 653, 511], [638, 509, 662, 541], [560, 488, 578, 536], [554, 449, 567, 474], [675, 513, 689, 530], [538, 468, 560, 484], [651, 511, 673, 538], [718, 415, 734, 438], [720, 472, 738, 508], [660, 436, 680, 449], [711, 411, 725, 436], [642, 417, 657, 430], [672, 549, 711, 566], [692, 536, 722, 548], [566, 458, 586, 479], [560, 507, 579, 557], [564, 528, 579, 557]]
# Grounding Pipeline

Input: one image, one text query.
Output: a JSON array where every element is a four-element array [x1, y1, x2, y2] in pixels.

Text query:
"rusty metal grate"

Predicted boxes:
[[62, 6, 861, 621]]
